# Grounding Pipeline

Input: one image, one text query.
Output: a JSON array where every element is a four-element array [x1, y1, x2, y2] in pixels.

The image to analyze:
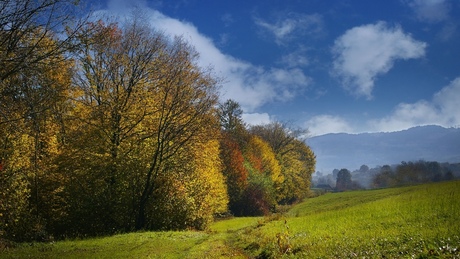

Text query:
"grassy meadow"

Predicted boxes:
[[2, 180, 459, 258]]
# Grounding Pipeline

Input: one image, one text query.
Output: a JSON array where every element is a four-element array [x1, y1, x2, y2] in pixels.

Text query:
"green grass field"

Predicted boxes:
[[2, 181, 459, 258]]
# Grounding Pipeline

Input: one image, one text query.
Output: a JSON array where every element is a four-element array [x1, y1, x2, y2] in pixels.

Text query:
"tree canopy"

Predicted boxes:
[[0, 4, 316, 241]]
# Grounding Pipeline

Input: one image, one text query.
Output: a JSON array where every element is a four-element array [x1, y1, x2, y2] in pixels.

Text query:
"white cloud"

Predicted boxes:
[[242, 113, 272, 126], [370, 77, 460, 131], [254, 13, 323, 45], [280, 47, 310, 68], [147, 12, 312, 111], [100, 0, 311, 113], [332, 22, 427, 99], [305, 115, 355, 136], [255, 18, 296, 43], [406, 0, 450, 23], [306, 77, 460, 135]]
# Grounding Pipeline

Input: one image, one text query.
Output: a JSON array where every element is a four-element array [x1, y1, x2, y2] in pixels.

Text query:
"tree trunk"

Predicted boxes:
[[135, 195, 148, 230]]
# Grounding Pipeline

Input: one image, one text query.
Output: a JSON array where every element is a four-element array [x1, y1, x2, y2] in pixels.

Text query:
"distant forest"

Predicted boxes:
[[313, 161, 460, 190]]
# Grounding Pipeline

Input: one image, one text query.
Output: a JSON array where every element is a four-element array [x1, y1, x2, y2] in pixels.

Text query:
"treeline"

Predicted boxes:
[[372, 161, 457, 188], [0, 1, 315, 242], [314, 161, 459, 191]]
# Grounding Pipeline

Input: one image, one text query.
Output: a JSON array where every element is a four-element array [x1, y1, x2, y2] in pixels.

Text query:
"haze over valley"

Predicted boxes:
[[308, 125, 460, 175]]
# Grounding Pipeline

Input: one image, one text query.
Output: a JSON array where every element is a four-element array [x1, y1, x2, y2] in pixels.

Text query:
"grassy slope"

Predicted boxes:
[[241, 181, 460, 258], [2, 181, 459, 258]]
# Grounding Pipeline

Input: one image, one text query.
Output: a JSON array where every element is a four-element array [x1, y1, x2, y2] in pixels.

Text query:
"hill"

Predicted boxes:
[[307, 125, 460, 173]]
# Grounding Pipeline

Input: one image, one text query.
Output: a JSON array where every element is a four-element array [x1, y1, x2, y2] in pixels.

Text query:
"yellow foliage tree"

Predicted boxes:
[[0, 26, 73, 240], [245, 135, 283, 184], [148, 138, 228, 230], [188, 139, 229, 222], [62, 19, 222, 233], [250, 122, 316, 204]]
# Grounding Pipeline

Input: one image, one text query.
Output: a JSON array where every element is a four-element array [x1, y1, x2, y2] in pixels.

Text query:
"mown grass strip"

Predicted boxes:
[[1, 232, 209, 259]]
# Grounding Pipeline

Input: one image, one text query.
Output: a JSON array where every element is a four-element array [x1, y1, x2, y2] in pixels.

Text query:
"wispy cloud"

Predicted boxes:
[[99, 0, 311, 112], [405, 0, 451, 23], [438, 22, 457, 41], [279, 47, 310, 68], [221, 13, 234, 27], [242, 113, 271, 126], [254, 13, 324, 45], [305, 115, 354, 136], [307, 77, 460, 135], [404, 0, 456, 41], [332, 22, 427, 99], [369, 77, 460, 132]]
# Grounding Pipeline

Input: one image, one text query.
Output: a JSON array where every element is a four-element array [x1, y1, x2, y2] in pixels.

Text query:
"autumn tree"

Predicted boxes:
[[0, 0, 89, 241], [51, 20, 158, 235], [62, 18, 224, 234], [240, 135, 282, 215], [0, 0, 84, 83], [276, 138, 316, 203], [219, 133, 249, 215], [148, 139, 228, 230], [0, 27, 74, 241], [133, 34, 222, 231], [245, 135, 282, 184], [251, 122, 315, 204], [250, 122, 307, 155]]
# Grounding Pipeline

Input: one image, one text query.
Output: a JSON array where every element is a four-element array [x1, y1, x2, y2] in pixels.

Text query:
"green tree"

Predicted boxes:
[[218, 99, 245, 133], [373, 165, 395, 188], [359, 165, 369, 173], [336, 168, 352, 191]]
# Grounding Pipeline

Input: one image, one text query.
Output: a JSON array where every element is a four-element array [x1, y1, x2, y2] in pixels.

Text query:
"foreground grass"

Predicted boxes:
[[0, 218, 261, 259], [2, 181, 459, 258], [240, 181, 460, 258]]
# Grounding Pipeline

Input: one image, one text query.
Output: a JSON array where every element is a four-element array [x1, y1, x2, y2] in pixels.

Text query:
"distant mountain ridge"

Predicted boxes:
[[306, 125, 460, 173]]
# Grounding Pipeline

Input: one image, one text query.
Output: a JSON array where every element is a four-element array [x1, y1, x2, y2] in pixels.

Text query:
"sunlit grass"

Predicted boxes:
[[210, 217, 262, 233], [2, 181, 459, 258], [239, 181, 460, 258], [1, 231, 209, 259]]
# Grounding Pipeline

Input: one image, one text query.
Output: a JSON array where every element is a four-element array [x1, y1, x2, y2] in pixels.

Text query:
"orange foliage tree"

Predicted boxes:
[[240, 136, 282, 215], [219, 133, 249, 215]]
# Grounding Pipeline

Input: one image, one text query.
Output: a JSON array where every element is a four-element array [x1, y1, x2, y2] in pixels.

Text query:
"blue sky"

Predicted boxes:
[[92, 0, 460, 136]]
